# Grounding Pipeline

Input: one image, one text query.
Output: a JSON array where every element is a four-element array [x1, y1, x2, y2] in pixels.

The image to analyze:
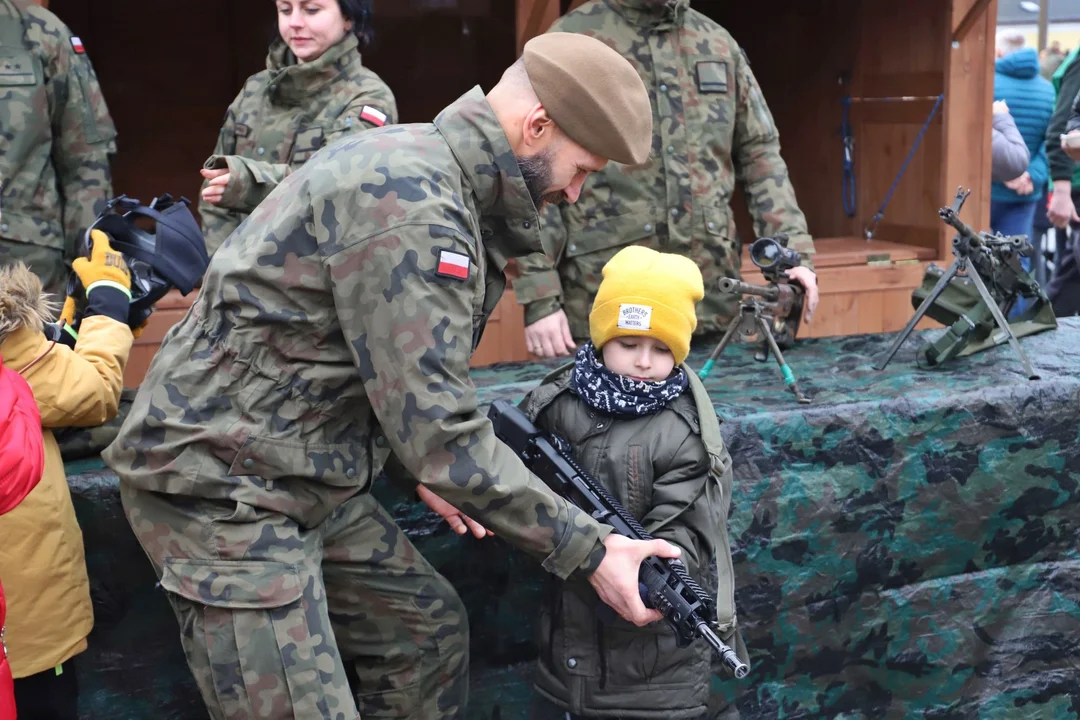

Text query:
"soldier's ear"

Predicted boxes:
[[522, 103, 555, 147]]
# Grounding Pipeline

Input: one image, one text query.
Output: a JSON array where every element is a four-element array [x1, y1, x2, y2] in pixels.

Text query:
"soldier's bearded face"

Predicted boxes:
[[276, 0, 352, 63], [517, 149, 562, 210], [516, 134, 607, 210]]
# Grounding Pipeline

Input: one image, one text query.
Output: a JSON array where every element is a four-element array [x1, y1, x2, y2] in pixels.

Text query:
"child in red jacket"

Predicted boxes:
[[0, 352, 47, 720]]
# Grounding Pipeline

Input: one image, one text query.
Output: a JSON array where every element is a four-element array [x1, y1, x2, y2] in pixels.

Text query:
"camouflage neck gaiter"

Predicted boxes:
[[569, 342, 688, 417], [607, 0, 689, 29], [265, 32, 361, 105]]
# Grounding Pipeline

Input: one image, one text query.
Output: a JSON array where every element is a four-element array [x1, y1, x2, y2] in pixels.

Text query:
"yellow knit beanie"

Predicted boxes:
[[589, 246, 704, 365]]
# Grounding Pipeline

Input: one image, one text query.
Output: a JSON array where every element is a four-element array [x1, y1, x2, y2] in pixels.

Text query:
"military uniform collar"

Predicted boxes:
[[265, 33, 359, 106], [434, 86, 543, 266], [604, 0, 688, 30]]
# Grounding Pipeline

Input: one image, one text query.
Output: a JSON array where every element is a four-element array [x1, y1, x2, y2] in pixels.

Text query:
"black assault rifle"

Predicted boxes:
[[488, 399, 749, 679]]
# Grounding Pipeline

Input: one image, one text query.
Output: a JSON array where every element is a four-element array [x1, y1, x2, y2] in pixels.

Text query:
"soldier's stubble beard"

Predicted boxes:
[[516, 148, 563, 211]]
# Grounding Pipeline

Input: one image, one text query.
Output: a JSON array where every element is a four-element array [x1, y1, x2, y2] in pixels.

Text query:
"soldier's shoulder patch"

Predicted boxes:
[[435, 249, 470, 280], [696, 61, 728, 94], [360, 106, 387, 127], [70, 36, 85, 54]]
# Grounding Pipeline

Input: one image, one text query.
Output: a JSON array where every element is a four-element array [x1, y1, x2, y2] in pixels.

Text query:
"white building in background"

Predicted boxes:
[[998, 0, 1080, 52]]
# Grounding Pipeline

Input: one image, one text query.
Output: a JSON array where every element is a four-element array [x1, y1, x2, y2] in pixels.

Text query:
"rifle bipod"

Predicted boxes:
[[699, 297, 811, 404], [874, 254, 1039, 379]]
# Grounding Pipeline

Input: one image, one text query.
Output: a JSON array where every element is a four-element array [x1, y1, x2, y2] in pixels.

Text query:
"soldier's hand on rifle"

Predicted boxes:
[[784, 266, 819, 324], [525, 308, 576, 357], [416, 485, 493, 539], [588, 534, 681, 626], [200, 167, 231, 206]]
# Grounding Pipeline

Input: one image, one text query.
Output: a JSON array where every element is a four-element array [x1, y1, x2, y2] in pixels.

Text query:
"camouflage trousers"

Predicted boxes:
[[120, 483, 469, 720], [0, 241, 68, 298]]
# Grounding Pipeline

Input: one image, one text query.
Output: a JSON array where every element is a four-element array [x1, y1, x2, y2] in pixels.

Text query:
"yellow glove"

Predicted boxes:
[[72, 230, 131, 296], [132, 319, 149, 339], [59, 296, 77, 327]]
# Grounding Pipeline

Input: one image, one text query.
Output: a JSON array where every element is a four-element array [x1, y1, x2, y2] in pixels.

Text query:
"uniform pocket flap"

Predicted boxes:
[[290, 125, 325, 165], [563, 212, 658, 258], [160, 558, 303, 609], [703, 206, 733, 239], [0, 210, 64, 251], [229, 435, 366, 488]]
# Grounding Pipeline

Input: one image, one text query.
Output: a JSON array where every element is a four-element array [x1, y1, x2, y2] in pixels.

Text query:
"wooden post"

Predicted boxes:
[[516, 0, 560, 54], [517, 0, 592, 52], [1038, 0, 1049, 51], [942, 0, 997, 259]]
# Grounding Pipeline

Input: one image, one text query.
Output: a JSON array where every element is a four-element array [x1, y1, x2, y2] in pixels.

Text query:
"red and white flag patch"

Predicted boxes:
[[70, 36, 85, 54], [359, 106, 387, 127], [436, 250, 470, 280]]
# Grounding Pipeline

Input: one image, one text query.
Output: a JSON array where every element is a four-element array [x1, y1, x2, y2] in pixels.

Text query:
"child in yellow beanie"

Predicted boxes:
[[520, 246, 747, 720]]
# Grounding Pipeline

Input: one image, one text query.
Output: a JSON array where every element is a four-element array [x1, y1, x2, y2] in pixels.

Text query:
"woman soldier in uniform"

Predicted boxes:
[[198, 0, 397, 255]]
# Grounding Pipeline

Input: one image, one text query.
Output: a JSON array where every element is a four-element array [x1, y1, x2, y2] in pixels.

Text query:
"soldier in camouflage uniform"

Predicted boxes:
[[105, 33, 682, 720], [0, 0, 116, 297], [514, 0, 820, 357], [198, 0, 397, 256]]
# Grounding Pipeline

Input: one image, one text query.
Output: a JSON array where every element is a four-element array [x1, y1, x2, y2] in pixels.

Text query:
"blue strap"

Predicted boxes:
[[864, 93, 945, 239], [841, 97, 856, 218]]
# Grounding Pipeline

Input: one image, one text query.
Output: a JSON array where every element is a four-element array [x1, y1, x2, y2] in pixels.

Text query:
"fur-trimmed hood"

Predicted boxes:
[[0, 263, 57, 346]]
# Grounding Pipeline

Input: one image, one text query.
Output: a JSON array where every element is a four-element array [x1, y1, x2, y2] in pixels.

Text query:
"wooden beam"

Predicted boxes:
[[952, 0, 994, 44], [1038, 0, 1049, 51], [942, 0, 997, 258], [516, 0, 560, 54]]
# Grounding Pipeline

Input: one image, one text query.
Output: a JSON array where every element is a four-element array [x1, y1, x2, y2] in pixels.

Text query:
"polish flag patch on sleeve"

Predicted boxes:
[[70, 36, 85, 54], [359, 106, 387, 127], [436, 250, 471, 280]]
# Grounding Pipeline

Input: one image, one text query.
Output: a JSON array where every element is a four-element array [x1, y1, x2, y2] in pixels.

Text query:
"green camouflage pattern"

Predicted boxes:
[[513, 0, 814, 337], [103, 87, 608, 718], [912, 261, 1058, 362], [54, 387, 135, 462], [197, 33, 397, 256], [122, 482, 468, 720], [0, 0, 116, 296], [70, 319, 1080, 718]]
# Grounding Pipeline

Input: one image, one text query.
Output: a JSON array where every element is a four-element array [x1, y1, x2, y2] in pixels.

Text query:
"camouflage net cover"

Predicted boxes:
[[67, 319, 1080, 719]]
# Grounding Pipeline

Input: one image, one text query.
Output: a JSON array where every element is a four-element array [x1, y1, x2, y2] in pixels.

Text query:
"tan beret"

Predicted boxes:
[[523, 32, 652, 166]]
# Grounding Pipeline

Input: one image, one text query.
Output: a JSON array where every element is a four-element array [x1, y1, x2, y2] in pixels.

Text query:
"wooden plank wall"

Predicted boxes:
[[944, 0, 998, 247], [702, 0, 861, 244], [49, 0, 517, 210], [710, 0, 954, 254]]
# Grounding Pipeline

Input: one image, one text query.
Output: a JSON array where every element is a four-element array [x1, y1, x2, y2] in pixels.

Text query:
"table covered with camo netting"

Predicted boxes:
[[67, 318, 1080, 719]]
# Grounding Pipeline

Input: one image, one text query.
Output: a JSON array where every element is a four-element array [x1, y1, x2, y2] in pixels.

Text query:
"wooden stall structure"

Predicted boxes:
[[42, 0, 999, 380], [47, 0, 519, 383], [495, 0, 1000, 355]]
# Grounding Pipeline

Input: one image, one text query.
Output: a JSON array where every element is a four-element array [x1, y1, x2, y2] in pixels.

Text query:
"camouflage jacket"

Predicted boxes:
[[0, 0, 116, 274], [521, 364, 743, 718], [197, 33, 397, 256], [513, 0, 814, 337], [104, 87, 608, 580]]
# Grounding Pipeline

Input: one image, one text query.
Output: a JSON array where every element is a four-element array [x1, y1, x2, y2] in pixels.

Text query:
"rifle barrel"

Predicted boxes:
[[719, 278, 779, 301]]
